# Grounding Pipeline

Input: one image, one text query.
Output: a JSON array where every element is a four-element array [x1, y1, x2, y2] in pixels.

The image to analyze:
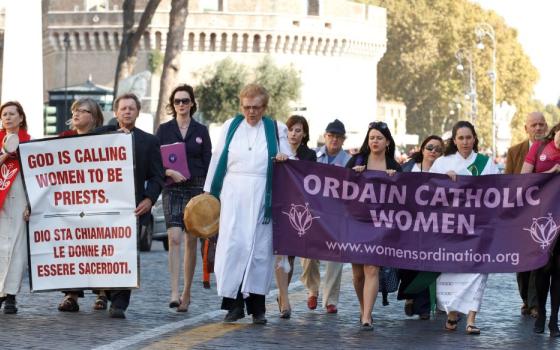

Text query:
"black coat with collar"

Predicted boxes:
[[95, 125, 165, 224], [155, 118, 212, 178]]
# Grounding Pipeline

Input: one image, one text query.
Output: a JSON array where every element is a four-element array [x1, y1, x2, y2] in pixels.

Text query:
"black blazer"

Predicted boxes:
[[155, 118, 212, 178], [95, 125, 165, 224], [346, 153, 402, 172], [296, 144, 317, 162]]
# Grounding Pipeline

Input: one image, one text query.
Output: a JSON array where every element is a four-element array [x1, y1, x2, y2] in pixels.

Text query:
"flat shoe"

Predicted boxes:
[[224, 308, 245, 323], [360, 322, 374, 331], [466, 324, 481, 335], [252, 313, 268, 325], [404, 300, 414, 316], [58, 296, 79, 312], [445, 318, 458, 331], [169, 300, 180, 308], [279, 309, 291, 319], [307, 295, 318, 310], [93, 296, 108, 311], [177, 300, 190, 313]]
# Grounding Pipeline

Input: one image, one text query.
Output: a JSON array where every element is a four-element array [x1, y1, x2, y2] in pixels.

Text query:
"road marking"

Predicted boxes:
[[141, 322, 248, 349]]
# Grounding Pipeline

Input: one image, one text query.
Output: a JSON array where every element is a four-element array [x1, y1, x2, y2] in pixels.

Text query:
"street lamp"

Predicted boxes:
[[475, 23, 497, 156], [455, 48, 477, 123], [63, 33, 71, 127]]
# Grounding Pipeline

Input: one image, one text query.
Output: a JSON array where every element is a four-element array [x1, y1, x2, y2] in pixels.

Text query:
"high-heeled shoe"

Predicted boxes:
[[177, 299, 190, 312]]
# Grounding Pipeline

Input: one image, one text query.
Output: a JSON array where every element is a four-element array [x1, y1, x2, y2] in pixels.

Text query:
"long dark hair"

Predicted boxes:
[[166, 84, 197, 117], [542, 122, 560, 143], [444, 120, 479, 156], [409, 135, 444, 163], [356, 121, 396, 160]]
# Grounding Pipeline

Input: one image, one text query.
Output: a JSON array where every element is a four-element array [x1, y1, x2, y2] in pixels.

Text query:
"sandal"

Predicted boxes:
[[93, 296, 108, 310], [58, 296, 79, 312], [177, 300, 190, 313], [466, 324, 481, 335], [445, 318, 458, 331]]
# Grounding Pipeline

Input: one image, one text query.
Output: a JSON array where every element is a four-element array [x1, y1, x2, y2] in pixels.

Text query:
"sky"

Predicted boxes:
[[472, 0, 560, 105]]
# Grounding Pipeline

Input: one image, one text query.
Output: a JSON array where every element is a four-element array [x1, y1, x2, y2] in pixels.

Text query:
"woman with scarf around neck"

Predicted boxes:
[[430, 121, 499, 335], [346, 121, 402, 331], [398, 135, 444, 320], [204, 84, 290, 324], [274, 115, 316, 319], [0, 101, 31, 314], [57, 98, 106, 312], [521, 122, 560, 337]]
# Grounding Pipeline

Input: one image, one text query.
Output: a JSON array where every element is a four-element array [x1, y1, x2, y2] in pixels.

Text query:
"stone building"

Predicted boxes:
[[4, 0, 388, 146]]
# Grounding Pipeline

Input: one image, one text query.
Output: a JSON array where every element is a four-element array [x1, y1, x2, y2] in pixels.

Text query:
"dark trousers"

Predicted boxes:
[[516, 270, 538, 308], [535, 241, 560, 323], [221, 290, 265, 316], [107, 289, 131, 310]]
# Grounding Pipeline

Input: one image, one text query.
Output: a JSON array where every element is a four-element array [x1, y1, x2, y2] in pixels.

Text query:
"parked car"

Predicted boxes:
[[151, 195, 169, 251]]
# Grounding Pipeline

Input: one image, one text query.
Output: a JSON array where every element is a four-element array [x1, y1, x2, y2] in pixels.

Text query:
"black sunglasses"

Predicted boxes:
[[425, 144, 443, 153], [369, 121, 388, 129], [173, 98, 191, 105]]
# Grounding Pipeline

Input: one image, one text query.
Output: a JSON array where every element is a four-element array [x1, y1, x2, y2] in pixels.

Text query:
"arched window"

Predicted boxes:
[[307, 0, 319, 16]]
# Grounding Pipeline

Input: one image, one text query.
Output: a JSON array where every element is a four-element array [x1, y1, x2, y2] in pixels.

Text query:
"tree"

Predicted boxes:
[[362, 0, 538, 150], [113, 0, 161, 98], [196, 57, 301, 124], [154, 0, 189, 130]]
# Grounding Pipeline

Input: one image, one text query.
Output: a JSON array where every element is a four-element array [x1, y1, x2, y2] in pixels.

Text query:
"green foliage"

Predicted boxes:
[[361, 0, 539, 150], [195, 57, 301, 123], [148, 50, 164, 74]]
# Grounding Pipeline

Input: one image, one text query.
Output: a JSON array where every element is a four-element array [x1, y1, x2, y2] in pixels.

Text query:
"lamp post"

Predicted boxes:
[[475, 23, 497, 156], [63, 33, 70, 127], [455, 48, 477, 123]]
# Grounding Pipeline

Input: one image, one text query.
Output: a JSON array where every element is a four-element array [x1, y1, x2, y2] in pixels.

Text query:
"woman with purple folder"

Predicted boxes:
[[155, 84, 212, 312]]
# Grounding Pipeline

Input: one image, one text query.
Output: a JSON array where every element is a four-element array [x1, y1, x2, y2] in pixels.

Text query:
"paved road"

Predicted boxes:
[[2, 241, 559, 349]]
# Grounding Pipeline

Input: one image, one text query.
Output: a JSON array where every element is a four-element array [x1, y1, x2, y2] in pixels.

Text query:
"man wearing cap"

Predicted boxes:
[[300, 119, 351, 314], [505, 111, 548, 318]]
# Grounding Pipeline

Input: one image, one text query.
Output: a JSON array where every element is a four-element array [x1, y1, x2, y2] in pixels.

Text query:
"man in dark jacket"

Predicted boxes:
[[96, 93, 165, 318]]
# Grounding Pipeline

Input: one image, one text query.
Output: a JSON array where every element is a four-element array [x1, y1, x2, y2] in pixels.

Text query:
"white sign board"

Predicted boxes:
[[19, 133, 138, 291]]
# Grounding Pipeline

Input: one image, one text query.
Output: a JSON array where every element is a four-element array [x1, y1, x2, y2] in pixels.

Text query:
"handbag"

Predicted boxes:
[[379, 266, 399, 293]]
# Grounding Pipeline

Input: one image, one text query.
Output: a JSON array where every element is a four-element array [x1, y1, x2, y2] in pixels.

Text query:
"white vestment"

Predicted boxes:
[[0, 174, 28, 296], [430, 151, 499, 313], [204, 118, 290, 299]]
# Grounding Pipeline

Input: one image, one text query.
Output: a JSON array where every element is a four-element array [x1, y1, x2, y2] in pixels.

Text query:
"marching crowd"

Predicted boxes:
[[1, 83, 559, 338]]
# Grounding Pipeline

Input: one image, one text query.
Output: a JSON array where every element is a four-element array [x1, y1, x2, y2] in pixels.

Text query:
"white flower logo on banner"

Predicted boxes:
[[282, 203, 320, 237], [0, 163, 17, 190], [524, 213, 559, 249]]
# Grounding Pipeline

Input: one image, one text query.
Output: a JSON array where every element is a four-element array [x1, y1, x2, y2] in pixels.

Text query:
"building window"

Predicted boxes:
[[307, 0, 319, 16], [86, 0, 108, 11]]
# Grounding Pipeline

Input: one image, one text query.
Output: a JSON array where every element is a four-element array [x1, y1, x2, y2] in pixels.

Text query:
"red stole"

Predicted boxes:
[[0, 129, 30, 209]]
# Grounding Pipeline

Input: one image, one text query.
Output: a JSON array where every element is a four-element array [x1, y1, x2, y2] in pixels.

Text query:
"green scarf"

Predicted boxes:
[[467, 153, 489, 176], [210, 114, 278, 224]]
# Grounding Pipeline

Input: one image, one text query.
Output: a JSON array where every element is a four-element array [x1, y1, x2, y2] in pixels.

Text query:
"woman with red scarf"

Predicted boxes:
[[0, 101, 31, 314]]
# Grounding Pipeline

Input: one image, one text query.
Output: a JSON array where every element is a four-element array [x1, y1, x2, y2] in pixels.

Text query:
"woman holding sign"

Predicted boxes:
[[57, 98, 106, 312], [156, 84, 212, 312], [521, 122, 560, 337], [346, 121, 401, 331], [0, 101, 30, 314], [430, 121, 499, 335]]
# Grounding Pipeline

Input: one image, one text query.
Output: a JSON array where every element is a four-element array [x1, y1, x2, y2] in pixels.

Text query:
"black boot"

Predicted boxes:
[[0, 296, 6, 309], [3, 294, 17, 314], [534, 312, 546, 333], [549, 315, 560, 337]]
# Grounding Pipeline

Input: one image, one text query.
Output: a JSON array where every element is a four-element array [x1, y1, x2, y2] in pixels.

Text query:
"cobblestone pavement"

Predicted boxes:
[[2, 242, 559, 350]]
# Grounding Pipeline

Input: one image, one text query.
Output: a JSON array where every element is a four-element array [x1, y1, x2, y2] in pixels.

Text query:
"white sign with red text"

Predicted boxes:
[[19, 133, 138, 291]]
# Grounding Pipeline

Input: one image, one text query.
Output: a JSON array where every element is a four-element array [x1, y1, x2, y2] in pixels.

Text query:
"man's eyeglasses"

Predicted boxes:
[[73, 108, 91, 115], [173, 98, 191, 105], [242, 105, 264, 112], [424, 144, 443, 153], [369, 121, 388, 129]]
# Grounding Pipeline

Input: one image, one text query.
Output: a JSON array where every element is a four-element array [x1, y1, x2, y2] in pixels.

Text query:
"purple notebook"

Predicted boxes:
[[160, 142, 190, 185]]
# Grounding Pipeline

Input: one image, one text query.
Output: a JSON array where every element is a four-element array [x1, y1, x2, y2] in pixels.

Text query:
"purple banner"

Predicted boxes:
[[272, 160, 560, 273]]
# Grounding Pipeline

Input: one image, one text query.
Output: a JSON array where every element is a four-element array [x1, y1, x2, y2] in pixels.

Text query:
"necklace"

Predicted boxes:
[[246, 123, 261, 151]]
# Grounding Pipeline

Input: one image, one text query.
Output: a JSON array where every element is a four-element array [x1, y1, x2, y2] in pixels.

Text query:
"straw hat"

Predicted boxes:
[[183, 193, 220, 238]]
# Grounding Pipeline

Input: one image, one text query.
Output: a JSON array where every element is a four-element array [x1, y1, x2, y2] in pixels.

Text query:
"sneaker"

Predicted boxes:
[[252, 313, 268, 325], [326, 304, 338, 314], [109, 307, 126, 319], [307, 295, 318, 310], [224, 307, 245, 323], [3, 295, 17, 314]]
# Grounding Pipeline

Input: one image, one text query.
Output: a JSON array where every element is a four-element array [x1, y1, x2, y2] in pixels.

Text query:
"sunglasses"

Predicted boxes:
[[424, 144, 443, 153], [173, 98, 191, 105], [369, 121, 388, 129]]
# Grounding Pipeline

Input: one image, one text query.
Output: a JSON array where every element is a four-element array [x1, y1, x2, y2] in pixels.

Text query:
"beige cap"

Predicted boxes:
[[183, 193, 220, 239]]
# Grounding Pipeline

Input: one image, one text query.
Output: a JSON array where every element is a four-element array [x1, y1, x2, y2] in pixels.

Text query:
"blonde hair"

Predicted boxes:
[[239, 83, 269, 107]]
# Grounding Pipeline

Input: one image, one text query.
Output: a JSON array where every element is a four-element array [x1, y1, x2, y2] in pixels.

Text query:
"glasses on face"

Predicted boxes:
[[242, 105, 264, 112], [73, 108, 91, 115], [369, 121, 388, 129], [325, 133, 344, 140], [424, 144, 442, 153], [173, 98, 191, 105]]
